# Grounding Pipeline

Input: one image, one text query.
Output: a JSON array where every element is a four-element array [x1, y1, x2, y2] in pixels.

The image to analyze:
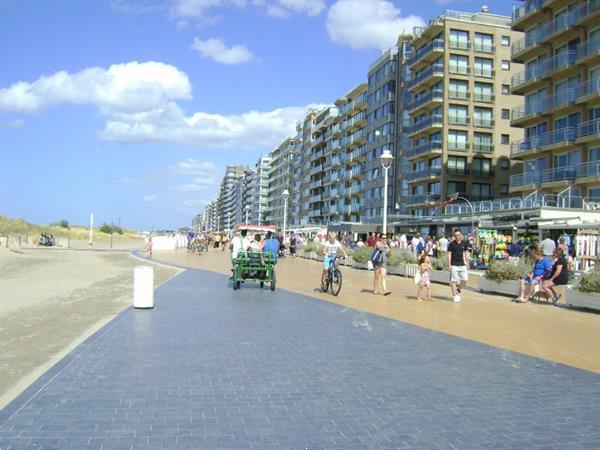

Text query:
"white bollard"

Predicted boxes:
[[133, 266, 154, 309]]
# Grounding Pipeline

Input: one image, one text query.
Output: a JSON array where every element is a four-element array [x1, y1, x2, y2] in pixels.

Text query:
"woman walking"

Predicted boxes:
[[372, 238, 391, 296]]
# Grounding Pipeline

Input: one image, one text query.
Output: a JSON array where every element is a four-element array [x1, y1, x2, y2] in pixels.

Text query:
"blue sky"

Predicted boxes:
[[0, 0, 513, 230]]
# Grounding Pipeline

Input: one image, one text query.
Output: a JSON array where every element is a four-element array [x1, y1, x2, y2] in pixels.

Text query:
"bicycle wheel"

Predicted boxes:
[[321, 275, 329, 293], [232, 270, 239, 290], [330, 269, 342, 296], [270, 269, 276, 291]]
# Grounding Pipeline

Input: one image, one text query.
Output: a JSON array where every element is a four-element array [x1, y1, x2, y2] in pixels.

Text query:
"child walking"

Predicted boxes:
[[416, 254, 432, 302]]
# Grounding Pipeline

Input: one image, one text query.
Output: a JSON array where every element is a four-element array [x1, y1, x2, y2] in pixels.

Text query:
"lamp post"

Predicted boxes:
[[450, 193, 475, 236], [244, 204, 250, 225], [380, 150, 394, 237], [282, 189, 289, 238]]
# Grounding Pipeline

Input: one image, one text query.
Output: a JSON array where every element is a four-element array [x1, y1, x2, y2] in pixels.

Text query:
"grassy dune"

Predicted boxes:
[[0, 216, 142, 241]]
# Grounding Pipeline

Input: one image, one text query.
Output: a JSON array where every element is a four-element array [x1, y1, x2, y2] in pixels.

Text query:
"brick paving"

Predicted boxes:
[[1, 268, 599, 449]]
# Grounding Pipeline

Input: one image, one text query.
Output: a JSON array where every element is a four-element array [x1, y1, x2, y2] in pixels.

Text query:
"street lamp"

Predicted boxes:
[[282, 189, 289, 238], [380, 150, 394, 237], [244, 204, 250, 225], [449, 193, 475, 236]]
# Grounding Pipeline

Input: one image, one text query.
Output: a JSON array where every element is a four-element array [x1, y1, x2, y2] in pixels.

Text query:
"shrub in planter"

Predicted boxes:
[[352, 246, 373, 263], [485, 258, 531, 282], [388, 248, 417, 266], [315, 244, 324, 257], [578, 266, 600, 293], [431, 257, 448, 271]]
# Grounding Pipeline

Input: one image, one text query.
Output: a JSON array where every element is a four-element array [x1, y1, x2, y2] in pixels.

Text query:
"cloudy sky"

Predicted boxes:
[[0, 0, 512, 230]]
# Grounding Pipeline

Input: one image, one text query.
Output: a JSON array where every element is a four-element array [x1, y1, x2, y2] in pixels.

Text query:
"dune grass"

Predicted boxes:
[[0, 216, 141, 241]]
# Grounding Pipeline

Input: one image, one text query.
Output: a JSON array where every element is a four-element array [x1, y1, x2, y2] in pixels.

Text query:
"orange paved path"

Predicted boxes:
[[153, 248, 600, 373]]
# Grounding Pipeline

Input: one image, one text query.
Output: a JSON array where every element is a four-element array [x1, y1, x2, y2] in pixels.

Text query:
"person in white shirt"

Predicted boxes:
[[231, 230, 251, 262], [438, 234, 449, 254], [321, 232, 348, 289], [411, 234, 420, 255], [399, 233, 408, 249]]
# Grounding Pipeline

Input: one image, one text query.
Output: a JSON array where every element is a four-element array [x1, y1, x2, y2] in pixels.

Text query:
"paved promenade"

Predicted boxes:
[[1, 265, 599, 449]]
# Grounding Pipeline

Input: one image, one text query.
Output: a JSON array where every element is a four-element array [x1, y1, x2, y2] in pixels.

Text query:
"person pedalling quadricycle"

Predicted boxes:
[[231, 232, 278, 291], [321, 232, 348, 296]]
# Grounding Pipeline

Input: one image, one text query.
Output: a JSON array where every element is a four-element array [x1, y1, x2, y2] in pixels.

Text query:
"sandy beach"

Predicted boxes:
[[0, 243, 180, 408]]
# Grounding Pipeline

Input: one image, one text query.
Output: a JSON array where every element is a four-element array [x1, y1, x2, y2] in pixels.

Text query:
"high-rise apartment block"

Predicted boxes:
[[218, 165, 248, 231], [509, 0, 600, 205], [268, 137, 295, 229], [405, 10, 524, 218]]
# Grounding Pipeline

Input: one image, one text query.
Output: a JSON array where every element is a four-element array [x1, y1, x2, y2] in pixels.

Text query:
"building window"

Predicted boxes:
[[472, 183, 491, 200], [474, 57, 494, 78], [502, 84, 510, 95], [500, 184, 509, 195], [502, 109, 510, 120], [501, 35, 510, 46], [449, 54, 469, 75], [501, 134, 510, 144], [447, 156, 467, 176], [499, 157, 510, 170], [501, 60, 510, 70], [447, 181, 466, 195], [474, 32, 494, 53], [449, 29, 470, 50]]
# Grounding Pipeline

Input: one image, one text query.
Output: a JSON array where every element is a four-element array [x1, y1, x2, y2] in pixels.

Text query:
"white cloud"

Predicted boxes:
[[265, 0, 326, 18], [3, 119, 25, 128], [326, 0, 425, 49], [0, 61, 191, 114], [191, 37, 254, 65], [143, 194, 157, 202], [169, 159, 218, 176], [1, 62, 324, 150], [110, 0, 163, 14], [168, 0, 247, 28]]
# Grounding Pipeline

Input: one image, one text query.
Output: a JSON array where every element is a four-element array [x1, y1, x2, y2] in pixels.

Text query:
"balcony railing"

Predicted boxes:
[[407, 63, 444, 89], [473, 68, 495, 78], [473, 92, 494, 103], [406, 141, 443, 158], [510, 127, 577, 156], [446, 168, 468, 177], [448, 116, 470, 126], [449, 40, 470, 51], [473, 118, 494, 128], [510, 172, 541, 187], [474, 43, 495, 54], [406, 89, 443, 111], [406, 114, 443, 134], [448, 66, 470, 76], [406, 166, 443, 181], [410, 193, 442, 204], [512, 88, 578, 121], [512, 51, 577, 90], [448, 90, 469, 101], [448, 142, 469, 151], [512, 0, 544, 23], [471, 169, 495, 178], [408, 38, 445, 66], [576, 118, 600, 139], [473, 143, 494, 153], [575, 77, 600, 101], [576, 37, 600, 61], [576, 161, 600, 178]]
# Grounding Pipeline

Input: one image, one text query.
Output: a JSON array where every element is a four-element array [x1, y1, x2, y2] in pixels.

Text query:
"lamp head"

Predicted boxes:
[[380, 149, 394, 168], [282, 189, 289, 200]]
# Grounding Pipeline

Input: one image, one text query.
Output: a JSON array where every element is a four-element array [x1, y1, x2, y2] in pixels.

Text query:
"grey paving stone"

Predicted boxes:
[[1, 268, 599, 449]]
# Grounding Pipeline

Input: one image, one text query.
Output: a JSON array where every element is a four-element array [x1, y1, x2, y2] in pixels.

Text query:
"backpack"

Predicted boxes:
[[263, 238, 279, 262], [416, 241, 424, 253], [371, 249, 383, 265]]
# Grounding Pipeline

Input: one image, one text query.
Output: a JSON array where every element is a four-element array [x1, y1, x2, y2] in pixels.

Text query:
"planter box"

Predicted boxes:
[[566, 287, 600, 310], [316, 255, 324, 262], [387, 265, 403, 276], [404, 264, 419, 277], [309, 251, 317, 260], [430, 270, 450, 284], [478, 276, 519, 297], [353, 261, 371, 270]]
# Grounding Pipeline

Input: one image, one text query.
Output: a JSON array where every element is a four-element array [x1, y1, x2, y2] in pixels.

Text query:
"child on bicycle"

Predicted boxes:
[[322, 232, 348, 290]]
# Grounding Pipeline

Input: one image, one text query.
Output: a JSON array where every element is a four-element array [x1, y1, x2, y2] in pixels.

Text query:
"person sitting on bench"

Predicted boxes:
[[541, 247, 568, 305]]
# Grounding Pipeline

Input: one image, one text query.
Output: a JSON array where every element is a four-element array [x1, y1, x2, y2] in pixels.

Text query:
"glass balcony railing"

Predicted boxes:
[[406, 89, 444, 111], [510, 127, 576, 156], [410, 193, 442, 204], [512, 89, 577, 121], [448, 142, 469, 151], [406, 166, 443, 181], [576, 37, 600, 61], [448, 116, 470, 126], [512, 51, 577, 90], [576, 118, 600, 139], [541, 166, 576, 183], [407, 64, 444, 89], [405, 141, 443, 158], [473, 92, 494, 103], [408, 39, 445, 66], [473, 143, 494, 153], [472, 169, 495, 178], [510, 172, 541, 187], [473, 67, 495, 78], [448, 66, 470, 76], [449, 40, 470, 51], [448, 90, 469, 101], [473, 118, 494, 128], [446, 167, 468, 177], [512, 0, 545, 23], [576, 160, 600, 178], [474, 43, 495, 54], [576, 77, 600, 101], [405, 114, 443, 134]]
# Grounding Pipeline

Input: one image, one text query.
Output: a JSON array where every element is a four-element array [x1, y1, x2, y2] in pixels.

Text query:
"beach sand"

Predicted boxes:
[[0, 244, 181, 408]]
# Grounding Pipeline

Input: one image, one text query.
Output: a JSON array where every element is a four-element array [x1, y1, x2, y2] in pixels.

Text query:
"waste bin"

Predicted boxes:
[[133, 266, 154, 309]]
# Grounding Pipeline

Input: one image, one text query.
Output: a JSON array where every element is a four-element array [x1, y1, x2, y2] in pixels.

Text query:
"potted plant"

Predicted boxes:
[[304, 241, 318, 260], [352, 246, 373, 270], [387, 249, 416, 276], [430, 257, 450, 283], [478, 258, 531, 296], [315, 243, 324, 261], [566, 266, 600, 310]]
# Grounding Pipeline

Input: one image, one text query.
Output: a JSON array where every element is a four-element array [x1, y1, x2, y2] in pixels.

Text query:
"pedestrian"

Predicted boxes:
[[289, 234, 297, 257], [425, 235, 435, 257], [367, 232, 377, 247], [371, 238, 391, 296], [145, 234, 153, 259], [416, 254, 432, 302], [399, 233, 408, 249], [447, 229, 470, 303], [438, 233, 448, 255], [540, 233, 556, 261]]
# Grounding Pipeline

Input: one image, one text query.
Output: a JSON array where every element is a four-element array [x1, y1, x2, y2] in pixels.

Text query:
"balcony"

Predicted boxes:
[[576, 160, 600, 179], [473, 143, 494, 153], [511, 100, 546, 127], [406, 89, 444, 113], [510, 172, 541, 188], [510, 127, 577, 158], [473, 118, 494, 128], [309, 194, 322, 203], [511, 52, 578, 94], [309, 164, 323, 176], [449, 40, 470, 52], [448, 116, 470, 126], [406, 166, 443, 182], [448, 66, 470, 77], [473, 92, 494, 103], [575, 77, 600, 104], [576, 37, 600, 64], [512, 0, 545, 30], [474, 43, 495, 54], [448, 90, 469, 101], [408, 38, 445, 68], [405, 141, 443, 159], [472, 169, 495, 178], [407, 64, 444, 91], [576, 118, 600, 143], [473, 68, 495, 79], [448, 142, 469, 152], [446, 168, 468, 177], [406, 114, 443, 136], [409, 193, 442, 205]]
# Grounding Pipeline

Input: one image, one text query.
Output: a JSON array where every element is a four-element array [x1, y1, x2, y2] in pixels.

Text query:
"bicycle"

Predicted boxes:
[[321, 256, 343, 296]]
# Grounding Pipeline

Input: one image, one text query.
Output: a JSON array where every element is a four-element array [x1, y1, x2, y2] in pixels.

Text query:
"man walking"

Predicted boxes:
[[448, 229, 470, 303], [540, 233, 556, 261]]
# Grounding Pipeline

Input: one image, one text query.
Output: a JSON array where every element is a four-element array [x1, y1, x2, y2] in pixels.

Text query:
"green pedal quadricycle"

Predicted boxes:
[[232, 251, 277, 291]]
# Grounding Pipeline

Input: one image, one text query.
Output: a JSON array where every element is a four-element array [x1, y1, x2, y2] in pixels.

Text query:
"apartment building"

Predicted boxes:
[[509, 0, 600, 206], [267, 137, 296, 229], [406, 9, 524, 218], [294, 110, 317, 226], [242, 156, 271, 226], [218, 165, 247, 231]]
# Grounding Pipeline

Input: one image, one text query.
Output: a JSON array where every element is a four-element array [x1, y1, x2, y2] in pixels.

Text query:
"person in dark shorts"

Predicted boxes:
[[541, 247, 569, 304]]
